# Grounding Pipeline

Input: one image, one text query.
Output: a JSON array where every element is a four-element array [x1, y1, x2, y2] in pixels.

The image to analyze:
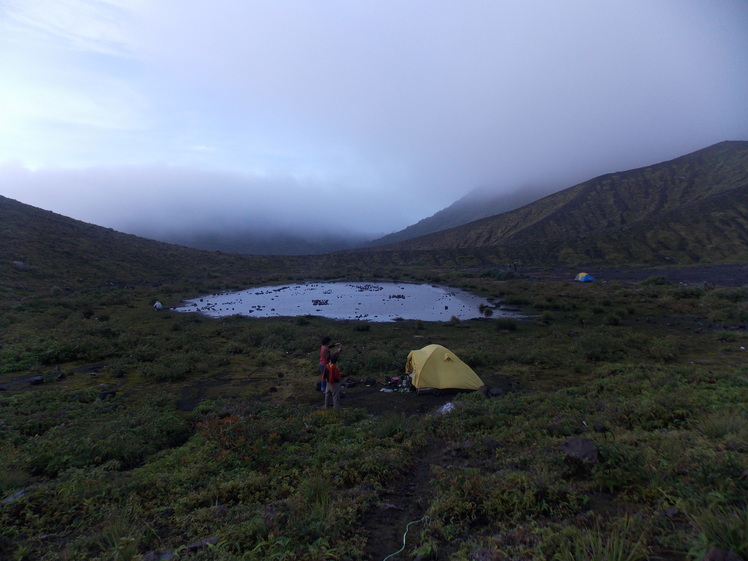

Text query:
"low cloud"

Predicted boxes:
[[1, 2, 747, 245], [0, 162, 413, 240]]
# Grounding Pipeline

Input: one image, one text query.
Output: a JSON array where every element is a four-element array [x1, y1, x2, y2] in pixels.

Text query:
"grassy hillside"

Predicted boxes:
[[1, 179, 747, 560], [384, 141, 748, 266]]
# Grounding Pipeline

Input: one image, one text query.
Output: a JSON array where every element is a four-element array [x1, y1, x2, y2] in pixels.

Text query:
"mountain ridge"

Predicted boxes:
[[2, 141, 747, 288], [373, 140, 748, 265], [368, 184, 557, 247]]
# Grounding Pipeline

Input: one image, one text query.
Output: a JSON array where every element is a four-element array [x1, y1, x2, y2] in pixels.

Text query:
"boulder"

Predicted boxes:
[[559, 437, 598, 464]]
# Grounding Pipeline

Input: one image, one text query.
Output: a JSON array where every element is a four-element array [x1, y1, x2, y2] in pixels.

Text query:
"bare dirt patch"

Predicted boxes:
[[360, 436, 446, 561]]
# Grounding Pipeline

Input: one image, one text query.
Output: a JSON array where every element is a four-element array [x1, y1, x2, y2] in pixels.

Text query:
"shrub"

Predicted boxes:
[[538, 310, 555, 325], [605, 314, 621, 326], [640, 275, 672, 286], [672, 286, 705, 299], [544, 515, 649, 561], [694, 410, 747, 440], [481, 269, 523, 280], [577, 330, 629, 362], [709, 286, 748, 303], [504, 295, 531, 306], [495, 318, 518, 331], [689, 504, 748, 559], [23, 398, 191, 476], [716, 331, 739, 342]]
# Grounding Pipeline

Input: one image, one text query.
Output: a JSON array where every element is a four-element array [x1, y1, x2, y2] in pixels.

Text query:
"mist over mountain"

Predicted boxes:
[[376, 141, 748, 266], [163, 228, 370, 256], [368, 184, 559, 247], [168, 140, 748, 259], [3, 141, 747, 267], [155, 183, 558, 255]]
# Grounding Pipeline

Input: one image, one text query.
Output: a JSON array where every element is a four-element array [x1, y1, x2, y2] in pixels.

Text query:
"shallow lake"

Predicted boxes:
[[175, 282, 517, 322]]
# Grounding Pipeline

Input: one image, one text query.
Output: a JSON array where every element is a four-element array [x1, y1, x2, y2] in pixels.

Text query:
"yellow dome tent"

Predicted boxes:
[[405, 344, 484, 393]]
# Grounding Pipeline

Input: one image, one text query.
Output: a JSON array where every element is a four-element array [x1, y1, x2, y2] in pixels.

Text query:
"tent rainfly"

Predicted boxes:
[[405, 344, 484, 394], [574, 272, 596, 282]]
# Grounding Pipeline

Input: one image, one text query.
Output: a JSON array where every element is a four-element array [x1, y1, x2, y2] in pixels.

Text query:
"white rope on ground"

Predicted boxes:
[[382, 515, 431, 561]]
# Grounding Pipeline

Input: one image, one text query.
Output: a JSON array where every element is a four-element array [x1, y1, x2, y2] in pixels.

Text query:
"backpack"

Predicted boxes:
[[323, 363, 341, 384]]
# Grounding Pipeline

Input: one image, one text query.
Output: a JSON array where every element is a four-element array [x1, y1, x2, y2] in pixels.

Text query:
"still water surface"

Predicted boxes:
[[175, 282, 513, 322]]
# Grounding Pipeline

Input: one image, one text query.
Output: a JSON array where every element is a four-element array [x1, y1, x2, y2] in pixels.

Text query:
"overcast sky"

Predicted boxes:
[[1, 1, 747, 241]]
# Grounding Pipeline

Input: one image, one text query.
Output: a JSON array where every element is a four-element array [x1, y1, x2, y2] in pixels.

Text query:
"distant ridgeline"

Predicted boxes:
[[371, 141, 748, 266], [2, 141, 747, 293]]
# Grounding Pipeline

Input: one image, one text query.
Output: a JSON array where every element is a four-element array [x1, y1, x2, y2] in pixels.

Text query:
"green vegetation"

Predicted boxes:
[[385, 141, 748, 266], [1, 193, 747, 560], [1, 267, 746, 560]]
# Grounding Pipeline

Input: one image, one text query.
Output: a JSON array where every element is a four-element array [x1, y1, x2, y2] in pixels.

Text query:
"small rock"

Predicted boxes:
[[161, 508, 174, 519], [481, 437, 500, 452], [2, 489, 26, 504], [655, 506, 679, 519], [379, 503, 403, 511], [30, 376, 44, 385], [184, 537, 218, 552], [141, 551, 175, 561], [469, 548, 504, 561], [699, 546, 744, 561]]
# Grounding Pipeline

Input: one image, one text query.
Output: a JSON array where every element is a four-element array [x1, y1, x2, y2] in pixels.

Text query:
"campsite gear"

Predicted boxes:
[[405, 344, 484, 394], [574, 272, 596, 282], [383, 515, 431, 561]]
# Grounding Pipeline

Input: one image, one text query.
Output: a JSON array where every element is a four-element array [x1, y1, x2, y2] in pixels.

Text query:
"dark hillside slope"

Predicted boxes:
[[381, 141, 748, 265], [1, 195, 480, 297], [0, 195, 508, 296], [0, 195, 304, 295]]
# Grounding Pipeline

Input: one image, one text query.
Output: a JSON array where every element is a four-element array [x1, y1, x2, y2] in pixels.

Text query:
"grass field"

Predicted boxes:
[[1, 267, 747, 560]]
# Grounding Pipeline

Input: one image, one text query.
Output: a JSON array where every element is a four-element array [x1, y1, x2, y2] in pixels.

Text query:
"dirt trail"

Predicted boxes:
[[362, 436, 446, 561]]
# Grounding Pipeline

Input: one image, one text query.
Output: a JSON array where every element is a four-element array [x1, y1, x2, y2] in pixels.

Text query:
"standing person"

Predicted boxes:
[[319, 337, 342, 392], [322, 353, 342, 409]]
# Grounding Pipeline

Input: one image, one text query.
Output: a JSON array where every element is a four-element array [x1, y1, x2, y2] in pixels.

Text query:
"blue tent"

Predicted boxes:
[[574, 272, 596, 282]]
